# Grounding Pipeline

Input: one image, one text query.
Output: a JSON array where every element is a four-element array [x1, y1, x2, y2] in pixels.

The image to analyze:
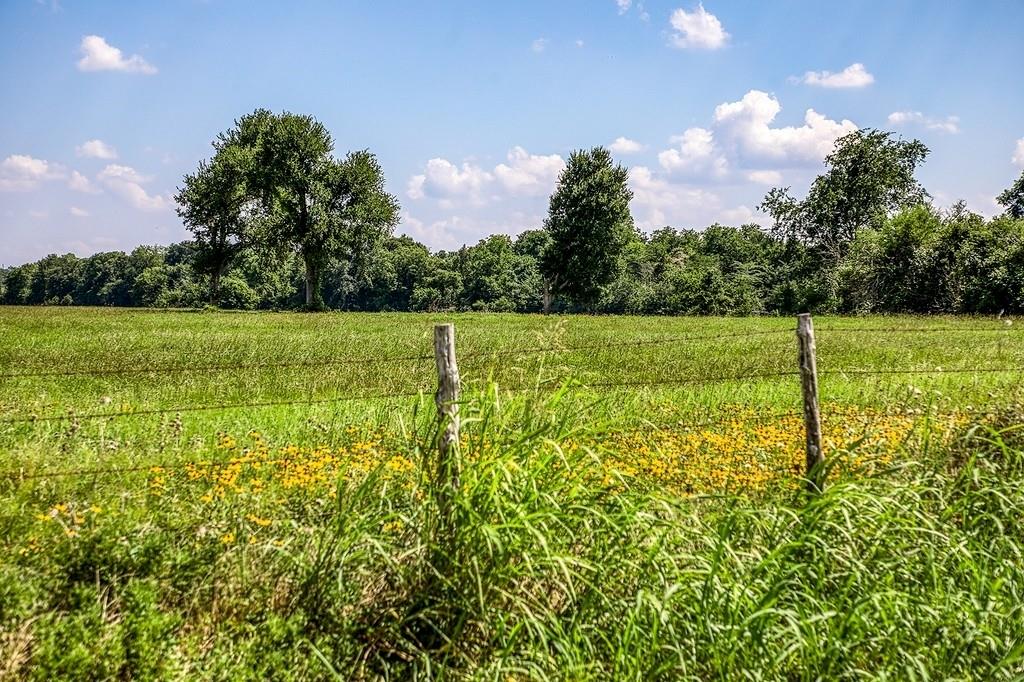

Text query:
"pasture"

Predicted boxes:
[[1, 307, 1024, 679]]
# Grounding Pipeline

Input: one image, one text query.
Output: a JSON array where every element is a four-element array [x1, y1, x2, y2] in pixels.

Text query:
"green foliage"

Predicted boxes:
[[175, 142, 253, 304], [210, 110, 401, 310], [997, 170, 1024, 219], [541, 146, 637, 309], [9, 127, 1024, 316], [760, 129, 930, 262]]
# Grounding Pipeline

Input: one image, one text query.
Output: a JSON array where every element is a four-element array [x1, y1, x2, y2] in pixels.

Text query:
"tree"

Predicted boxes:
[[759, 129, 930, 264], [222, 110, 399, 310], [997, 171, 1024, 219], [176, 144, 253, 304], [540, 147, 636, 311]]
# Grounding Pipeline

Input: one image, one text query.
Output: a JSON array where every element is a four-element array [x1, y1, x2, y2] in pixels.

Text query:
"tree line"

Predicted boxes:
[[3, 110, 1024, 315]]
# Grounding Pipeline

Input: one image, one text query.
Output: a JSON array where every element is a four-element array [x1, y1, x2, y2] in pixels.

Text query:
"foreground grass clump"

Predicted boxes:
[[2, 393, 1024, 679]]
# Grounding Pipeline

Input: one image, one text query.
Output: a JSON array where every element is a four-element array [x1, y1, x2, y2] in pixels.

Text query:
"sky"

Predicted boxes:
[[1, 0, 1023, 266]]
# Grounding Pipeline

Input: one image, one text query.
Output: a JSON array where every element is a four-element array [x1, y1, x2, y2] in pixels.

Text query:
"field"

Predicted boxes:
[[2, 307, 1024, 679]]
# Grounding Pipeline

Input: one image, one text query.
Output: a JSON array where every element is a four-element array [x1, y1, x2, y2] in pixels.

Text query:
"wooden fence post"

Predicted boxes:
[[797, 313, 825, 492], [433, 323, 461, 498]]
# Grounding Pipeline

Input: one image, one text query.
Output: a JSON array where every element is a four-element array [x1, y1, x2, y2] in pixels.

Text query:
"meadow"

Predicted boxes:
[[1, 307, 1024, 679]]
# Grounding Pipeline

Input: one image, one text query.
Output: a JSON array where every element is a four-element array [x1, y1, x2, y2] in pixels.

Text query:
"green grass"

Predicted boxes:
[[1, 307, 1023, 679]]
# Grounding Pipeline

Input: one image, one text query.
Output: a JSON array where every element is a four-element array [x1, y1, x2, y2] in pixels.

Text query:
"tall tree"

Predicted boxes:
[[540, 147, 636, 311], [759, 129, 930, 264], [175, 144, 252, 304], [223, 110, 399, 309], [997, 171, 1024, 219]]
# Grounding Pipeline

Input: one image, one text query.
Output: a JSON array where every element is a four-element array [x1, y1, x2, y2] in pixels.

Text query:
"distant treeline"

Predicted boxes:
[[5, 110, 1024, 315], [4, 203, 1024, 314]]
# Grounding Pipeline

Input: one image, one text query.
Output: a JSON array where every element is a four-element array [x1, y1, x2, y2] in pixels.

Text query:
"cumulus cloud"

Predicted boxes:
[[669, 4, 729, 50], [712, 89, 857, 166], [70, 206, 90, 217], [887, 111, 960, 134], [77, 35, 157, 74], [0, 154, 65, 192], [616, 0, 632, 13], [747, 170, 782, 185], [494, 147, 565, 195], [609, 137, 645, 154], [68, 170, 100, 194], [796, 63, 874, 88], [531, 38, 548, 53], [1012, 138, 1024, 167], [628, 165, 720, 227], [75, 139, 118, 159], [658, 127, 728, 178], [407, 159, 493, 204], [408, 147, 564, 204], [97, 164, 168, 211]]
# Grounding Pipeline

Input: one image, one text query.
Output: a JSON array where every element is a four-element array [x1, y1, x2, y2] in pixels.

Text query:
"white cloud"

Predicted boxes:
[[669, 4, 729, 50], [400, 213, 465, 251], [797, 63, 874, 88], [616, 0, 632, 13], [493, 146, 565, 196], [658, 127, 728, 178], [747, 170, 782, 185], [713, 89, 857, 166], [97, 164, 168, 211], [0, 154, 65, 192], [721, 205, 756, 224], [887, 111, 960, 134], [76, 35, 157, 75], [68, 170, 100, 193], [1012, 138, 1024, 167], [75, 139, 118, 159], [531, 38, 548, 53], [575, 39, 585, 48], [409, 147, 563, 204], [609, 137, 645, 154], [628, 165, 721, 228], [70, 206, 90, 217], [407, 158, 493, 203]]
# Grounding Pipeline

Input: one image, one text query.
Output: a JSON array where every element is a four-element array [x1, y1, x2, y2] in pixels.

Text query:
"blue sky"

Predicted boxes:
[[2, 0, 1023, 265]]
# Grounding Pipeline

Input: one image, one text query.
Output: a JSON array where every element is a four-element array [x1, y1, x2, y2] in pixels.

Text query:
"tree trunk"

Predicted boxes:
[[303, 253, 322, 310], [304, 259, 315, 309], [542, 277, 554, 314], [210, 264, 224, 306]]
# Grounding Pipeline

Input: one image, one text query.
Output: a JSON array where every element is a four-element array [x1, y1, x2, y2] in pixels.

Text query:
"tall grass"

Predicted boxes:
[[2, 308, 1024, 678], [2, 387, 1024, 679]]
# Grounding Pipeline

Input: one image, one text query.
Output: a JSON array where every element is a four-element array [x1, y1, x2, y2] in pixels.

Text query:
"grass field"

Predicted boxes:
[[2, 307, 1024, 679]]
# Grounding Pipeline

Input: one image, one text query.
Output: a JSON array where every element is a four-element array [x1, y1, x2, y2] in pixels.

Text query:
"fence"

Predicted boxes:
[[1, 314, 1021, 490]]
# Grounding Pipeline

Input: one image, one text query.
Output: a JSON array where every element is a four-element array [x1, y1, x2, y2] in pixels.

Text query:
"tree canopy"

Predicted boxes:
[[997, 171, 1024, 219], [187, 109, 400, 309], [759, 129, 930, 263], [540, 147, 637, 311]]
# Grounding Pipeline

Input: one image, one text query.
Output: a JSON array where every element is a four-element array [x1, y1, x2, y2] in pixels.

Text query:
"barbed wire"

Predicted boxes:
[[819, 366, 1024, 376], [3, 362, 1021, 425], [0, 328, 795, 379], [0, 388, 432, 425]]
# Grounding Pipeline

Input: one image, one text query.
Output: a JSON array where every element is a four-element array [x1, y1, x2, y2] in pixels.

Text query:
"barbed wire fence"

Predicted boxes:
[[0, 315, 1020, 488]]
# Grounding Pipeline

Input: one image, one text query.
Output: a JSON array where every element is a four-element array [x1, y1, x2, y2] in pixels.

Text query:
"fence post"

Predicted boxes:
[[797, 313, 825, 492], [433, 323, 461, 500]]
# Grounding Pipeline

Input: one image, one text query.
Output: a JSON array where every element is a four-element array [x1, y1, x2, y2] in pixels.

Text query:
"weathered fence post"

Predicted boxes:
[[797, 313, 825, 492], [433, 323, 461, 501]]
